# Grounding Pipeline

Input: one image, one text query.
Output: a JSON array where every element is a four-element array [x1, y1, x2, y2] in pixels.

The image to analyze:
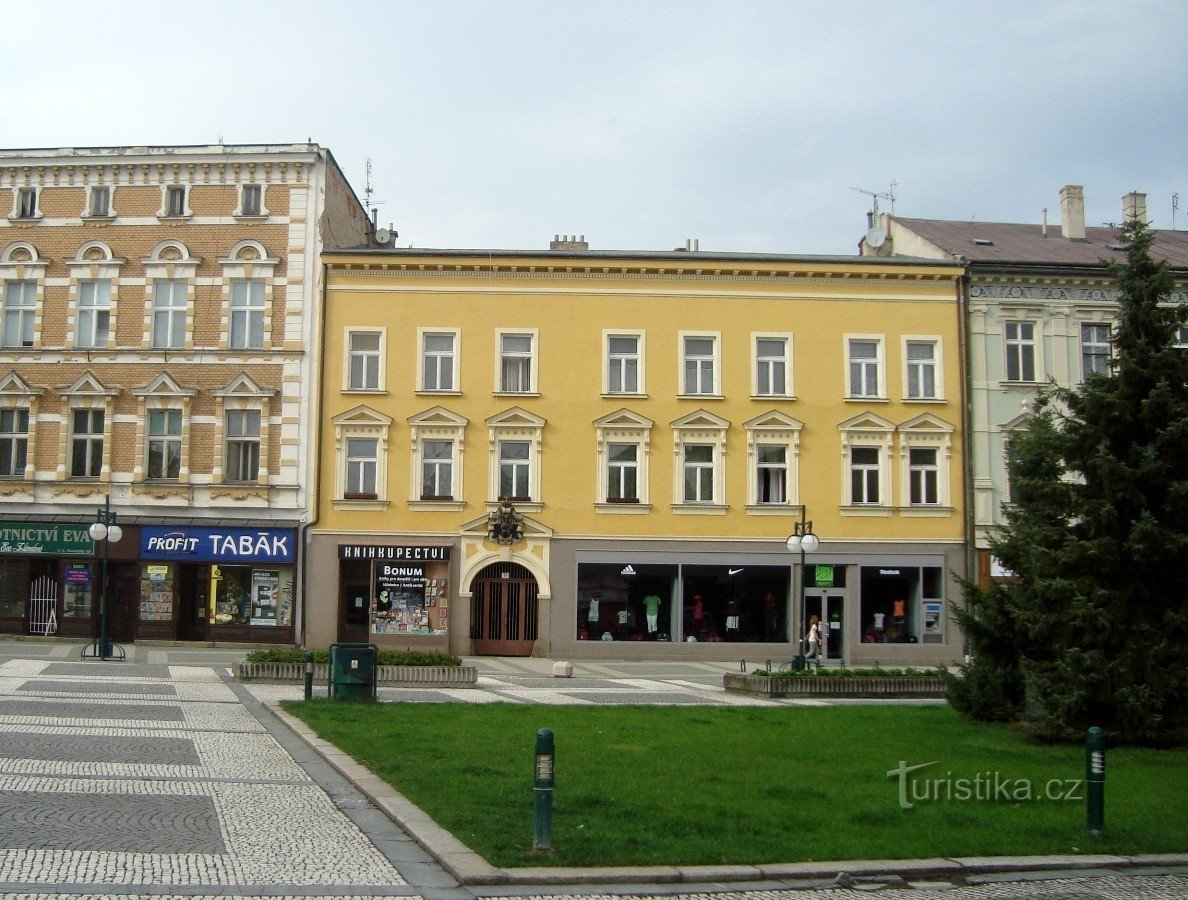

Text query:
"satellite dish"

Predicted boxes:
[[865, 226, 887, 249], [375, 227, 391, 245]]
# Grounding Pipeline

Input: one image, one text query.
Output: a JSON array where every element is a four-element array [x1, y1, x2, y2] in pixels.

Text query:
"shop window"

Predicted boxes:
[[576, 562, 678, 642], [860, 565, 919, 644], [70, 408, 104, 478], [76, 279, 112, 349], [151, 278, 188, 349], [225, 409, 261, 482], [0, 408, 28, 477], [754, 334, 791, 397], [229, 279, 266, 349], [62, 563, 93, 619], [605, 331, 644, 395], [210, 564, 251, 625], [140, 564, 175, 622], [0, 557, 26, 618], [681, 564, 791, 643], [371, 558, 449, 636], [3, 280, 37, 348]]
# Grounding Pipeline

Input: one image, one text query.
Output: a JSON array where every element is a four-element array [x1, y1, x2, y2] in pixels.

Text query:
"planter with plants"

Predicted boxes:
[[234, 648, 478, 687], [724, 667, 945, 698]]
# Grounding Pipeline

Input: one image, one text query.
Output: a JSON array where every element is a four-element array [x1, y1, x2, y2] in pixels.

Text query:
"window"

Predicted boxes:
[[682, 335, 718, 395], [909, 448, 939, 505], [229, 279, 265, 349], [76, 280, 111, 348], [151, 278, 187, 349], [1176, 326, 1188, 350], [420, 331, 457, 391], [225, 410, 261, 482], [3, 281, 36, 348], [70, 409, 104, 478], [905, 340, 938, 399], [606, 333, 642, 394], [1081, 323, 1111, 378], [683, 444, 715, 503], [755, 444, 787, 504], [147, 409, 182, 480], [499, 440, 531, 500], [240, 185, 263, 216], [14, 189, 37, 219], [1004, 321, 1036, 381], [754, 336, 790, 396], [0, 408, 28, 477], [421, 439, 454, 499], [347, 330, 383, 390], [164, 185, 187, 217], [607, 443, 639, 502], [850, 447, 881, 504], [87, 186, 111, 218], [345, 438, 378, 498], [847, 337, 882, 397], [498, 332, 535, 393]]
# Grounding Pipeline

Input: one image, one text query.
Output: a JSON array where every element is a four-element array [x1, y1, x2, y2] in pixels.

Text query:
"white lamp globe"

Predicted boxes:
[[88, 522, 108, 541], [786, 534, 801, 552], [801, 532, 821, 553], [106, 524, 123, 543]]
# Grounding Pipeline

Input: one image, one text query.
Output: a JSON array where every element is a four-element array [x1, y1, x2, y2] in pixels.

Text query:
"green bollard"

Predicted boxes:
[[304, 651, 314, 701], [533, 727, 554, 852], [1086, 726, 1105, 835]]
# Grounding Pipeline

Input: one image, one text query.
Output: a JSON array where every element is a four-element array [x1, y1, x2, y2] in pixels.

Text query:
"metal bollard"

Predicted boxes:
[[1086, 726, 1105, 835], [304, 651, 314, 700], [533, 727, 555, 852]]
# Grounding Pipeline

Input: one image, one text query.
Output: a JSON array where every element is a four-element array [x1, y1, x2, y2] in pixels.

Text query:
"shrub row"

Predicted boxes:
[[244, 647, 463, 667], [749, 667, 935, 678]]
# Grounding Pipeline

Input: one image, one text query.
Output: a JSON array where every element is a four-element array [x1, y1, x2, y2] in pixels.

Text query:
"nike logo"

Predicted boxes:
[[728, 568, 744, 575]]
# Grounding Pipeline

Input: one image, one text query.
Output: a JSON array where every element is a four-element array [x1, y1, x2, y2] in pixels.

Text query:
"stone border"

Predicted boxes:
[[235, 661, 478, 687], [724, 672, 945, 698]]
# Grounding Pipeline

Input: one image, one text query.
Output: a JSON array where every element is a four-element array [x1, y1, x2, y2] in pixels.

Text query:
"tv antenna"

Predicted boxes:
[[850, 180, 898, 219], [363, 157, 385, 216]]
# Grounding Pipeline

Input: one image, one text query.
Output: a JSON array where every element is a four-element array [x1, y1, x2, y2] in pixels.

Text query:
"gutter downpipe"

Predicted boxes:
[[298, 259, 329, 649], [957, 261, 975, 658]]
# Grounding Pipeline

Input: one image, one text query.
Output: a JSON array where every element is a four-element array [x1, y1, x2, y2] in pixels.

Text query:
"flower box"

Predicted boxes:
[[234, 661, 478, 688], [723, 672, 945, 698]]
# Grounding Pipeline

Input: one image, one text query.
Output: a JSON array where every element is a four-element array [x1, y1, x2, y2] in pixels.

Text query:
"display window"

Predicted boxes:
[[681, 564, 790, 643], [371, 560, 450, 635], [63, 563, 93, 618], [0, 558, 25, 618], [576, 563, 678, 642], [140, 564, 175, 622], [859, 565, 944, 644], [210, 564, 293, 627]]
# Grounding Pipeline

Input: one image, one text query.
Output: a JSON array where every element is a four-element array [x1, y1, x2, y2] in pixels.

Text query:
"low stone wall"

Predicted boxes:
[[724, 672, 945, 698], [234, 661, 478, 688]]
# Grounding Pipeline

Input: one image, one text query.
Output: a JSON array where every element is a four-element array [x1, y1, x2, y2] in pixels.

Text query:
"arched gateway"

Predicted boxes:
[[469, 561, 539, 656]]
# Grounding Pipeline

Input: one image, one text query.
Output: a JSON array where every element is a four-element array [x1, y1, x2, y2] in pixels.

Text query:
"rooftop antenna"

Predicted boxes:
[[1174, 193, 1180, 230], [850, 182, 897, 226], [363, 157, 385, 216]]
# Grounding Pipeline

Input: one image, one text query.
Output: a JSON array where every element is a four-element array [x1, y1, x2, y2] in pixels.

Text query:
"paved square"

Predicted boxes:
[[0, 731, 199, 765], [0, 699, 186, 721], [19, 680, 177, 696]]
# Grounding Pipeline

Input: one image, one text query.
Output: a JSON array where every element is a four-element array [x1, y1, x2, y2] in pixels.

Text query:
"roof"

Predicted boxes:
[[891, 217, 1188, 271]]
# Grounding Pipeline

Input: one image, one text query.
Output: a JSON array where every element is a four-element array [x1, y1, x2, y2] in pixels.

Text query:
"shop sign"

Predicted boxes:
[[339, 544, 451, 561], [0, 523, 94, 556], [879, 568, 902, 576], [813, 565, 835, 587], [140, 526, 296, 564], [65, 563, 91, 585]]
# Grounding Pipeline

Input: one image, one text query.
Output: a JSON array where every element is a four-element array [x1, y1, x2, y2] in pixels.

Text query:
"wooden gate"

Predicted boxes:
[[470, 562, 538, 656], [28, 575, 58, 636]]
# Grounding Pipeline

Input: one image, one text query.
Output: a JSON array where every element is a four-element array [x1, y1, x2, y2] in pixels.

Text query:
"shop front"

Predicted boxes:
[[335, 544, 452, 649]]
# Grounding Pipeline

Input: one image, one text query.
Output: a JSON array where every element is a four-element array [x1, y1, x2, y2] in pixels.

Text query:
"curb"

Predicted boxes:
[[264, 703, 1188, 887]]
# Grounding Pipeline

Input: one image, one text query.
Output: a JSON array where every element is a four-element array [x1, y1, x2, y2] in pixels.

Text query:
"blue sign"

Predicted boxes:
[[140, 526, 296, 564]]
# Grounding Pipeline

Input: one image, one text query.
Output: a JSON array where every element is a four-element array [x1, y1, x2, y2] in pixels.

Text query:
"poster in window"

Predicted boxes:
[[250, 569, 280, 626]]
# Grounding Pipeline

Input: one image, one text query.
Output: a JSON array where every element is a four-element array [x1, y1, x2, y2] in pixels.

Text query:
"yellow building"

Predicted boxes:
[[307, 242, 968, 663]]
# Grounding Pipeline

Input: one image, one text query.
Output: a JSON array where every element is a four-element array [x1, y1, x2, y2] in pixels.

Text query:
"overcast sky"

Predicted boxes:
[[5, 1, 1185, 254]]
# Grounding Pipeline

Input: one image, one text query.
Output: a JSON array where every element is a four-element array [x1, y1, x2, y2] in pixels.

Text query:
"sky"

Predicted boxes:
[[4, 1, 1185, 255]]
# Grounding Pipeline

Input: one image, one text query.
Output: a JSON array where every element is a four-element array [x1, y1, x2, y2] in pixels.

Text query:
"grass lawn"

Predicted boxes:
[[282, 701, 1188, 868]]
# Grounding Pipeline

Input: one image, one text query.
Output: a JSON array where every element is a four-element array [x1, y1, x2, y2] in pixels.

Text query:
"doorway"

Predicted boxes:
[[178, 565, 209, 642], [470, 562, 538, 656], [338, 558, 371, 643], [805, 590, 845, 660]]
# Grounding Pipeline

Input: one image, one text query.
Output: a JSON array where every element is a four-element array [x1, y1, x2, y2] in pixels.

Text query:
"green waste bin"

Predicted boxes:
[[327, 642, 378, 701]]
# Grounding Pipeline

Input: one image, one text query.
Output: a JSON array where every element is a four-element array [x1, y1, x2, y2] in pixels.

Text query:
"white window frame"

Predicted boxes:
[[594, 408, 653, 513], [75, 279, 112, 349], [235, 184, 267, 218], [903, 336, 943, 400], [908, 447, 939, 506], [603, 330, 645, 395], [332, 406, 392, 507], [2, 281, 37, 348], [743, 412, 803, 512], [0, 406, 29, 478], [498, 439, 532, 501], [1080, 321, 1112, 379], [408, 406, 468, 510], [69, 407, 105, 479], [345, 328, 386, 392], [486, 407, 545, 510], [670, 409, 729, 513], [1003, 319, 1040, 383], [897, 412, 955, 514], [346, 437, 379, 498], [845, 334, 886, 399], [495, 329, 538, 394], [224, 408, 262, 483], [418, 328, 460, 393], [160, 184, 190, 219], [839, 413, 894, 514], [679, 332, 721, 397], [146, 408, 183, 481], [11, 188, 39, 220], [83, 185, 114, 219], [229, 278, 266, 350], [752, 333, 793, 398], [151, 278, 189, 349]]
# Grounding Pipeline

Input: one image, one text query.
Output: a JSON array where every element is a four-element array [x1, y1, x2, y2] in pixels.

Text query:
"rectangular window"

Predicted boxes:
[[345, 438, 378, 497], [0, 408, 29, 477], [683, 336, 716, 395], [70, 409, 104, 478], [499, 333, 534, 392], [1081, 323, 1111, 378], [906, 340, 937, 399], [165, 185, 186, 217], [225, 410, 261, 482], [147, 409, 182, 480], [241, 185, 262, 216], [909, 447, 939, 505], [76, 280, 111, 348], [16, 189, 37, 219], [1176, 326, 1188, 350], [3, 281, 36, 348], [421, 332, 456, 391], [607, 442, 639, 502], [421, 439, 454, 499], [1004, 321, 1036, 381], [607, 335, 640, 394], [848, 339, 880, 397], [683, 444, 715, 503], [756, 444, 787, 504], [499, 440, 531, 499], [347, 331, 382, 390], [88, 186, 111, 217], [850, 446, 880, 504], [755, 337, 788, 396], [151, 278, 187, 349], [229, 279, 266, 349]]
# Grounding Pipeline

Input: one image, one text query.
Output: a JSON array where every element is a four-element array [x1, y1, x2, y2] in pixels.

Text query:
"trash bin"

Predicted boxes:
[[327, 642, 378, 701]]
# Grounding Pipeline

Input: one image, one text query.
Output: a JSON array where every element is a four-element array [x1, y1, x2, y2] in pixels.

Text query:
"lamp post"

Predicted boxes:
[[786, 508, 820, 670], [84, 497, 123, 661]]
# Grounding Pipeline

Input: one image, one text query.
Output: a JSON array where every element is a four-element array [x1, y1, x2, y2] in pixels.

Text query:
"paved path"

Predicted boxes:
[[0, 640, 1184, 900]]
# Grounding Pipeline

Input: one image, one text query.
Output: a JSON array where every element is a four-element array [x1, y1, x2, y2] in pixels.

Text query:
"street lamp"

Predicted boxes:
[[83, 496, 123, 661], [786, 509, 820, 670]]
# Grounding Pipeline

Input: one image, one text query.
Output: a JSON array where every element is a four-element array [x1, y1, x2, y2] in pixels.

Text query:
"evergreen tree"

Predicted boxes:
[[952, 219, 1188, 745]]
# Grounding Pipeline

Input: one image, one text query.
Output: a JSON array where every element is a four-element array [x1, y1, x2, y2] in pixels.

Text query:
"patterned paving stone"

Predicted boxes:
[[0, 731, 199, 765], [0, 791, 225, 852], [18, 680, 177, 696], [43, 663, 173, 679], [0, 699, 185, 721]]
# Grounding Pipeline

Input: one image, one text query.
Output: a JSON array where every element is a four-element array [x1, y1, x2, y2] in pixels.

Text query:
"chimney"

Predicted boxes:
[[549, 233, 589, 251], [1122, 191, 1147, 224], [1060, 185, 1085, 239]]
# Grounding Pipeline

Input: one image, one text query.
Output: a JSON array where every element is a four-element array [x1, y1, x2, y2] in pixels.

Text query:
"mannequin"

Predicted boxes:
[[644, 594, 661, 634]]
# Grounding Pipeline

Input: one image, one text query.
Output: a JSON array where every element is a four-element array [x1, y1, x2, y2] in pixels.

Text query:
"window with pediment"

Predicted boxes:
[[212, 374, 275, 485], [61, 373, 117, 481], [333, 406, 392, 507], [594, 408, 653, 511], [839, 412, 894, 513], [671, 409, 729, 512], [486, 407, 544, 509], [744, 411, 803, 511], [408, 406, 468, 509], [133, 373, 196, 483]]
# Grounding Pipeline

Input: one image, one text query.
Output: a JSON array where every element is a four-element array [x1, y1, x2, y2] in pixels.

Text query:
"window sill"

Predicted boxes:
[[486, 499, 542, 514], [676, 393, 724, 401], [844, 396, 889, 403], [840, 504, 893, 517], [745, 503, 799, 515], [232, 213, 269, 223], [7, 215, 41, 223], [898, 505, 955, 517], [595, 501, 652, 514], [341, 388, 388, 395], [82, 214, 116, 224], [998, 381, 1044, 388], [156, 214, 192, 223], [672, 503, 727, 515], [415, 389, 462, 396], [409, 499, 465, 511], [902, 397, 946, 404], [749, 394, 797, 401], [601, 391, 648, 400], [493, 391, 540, 398], [333, 498, 390, 511]]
